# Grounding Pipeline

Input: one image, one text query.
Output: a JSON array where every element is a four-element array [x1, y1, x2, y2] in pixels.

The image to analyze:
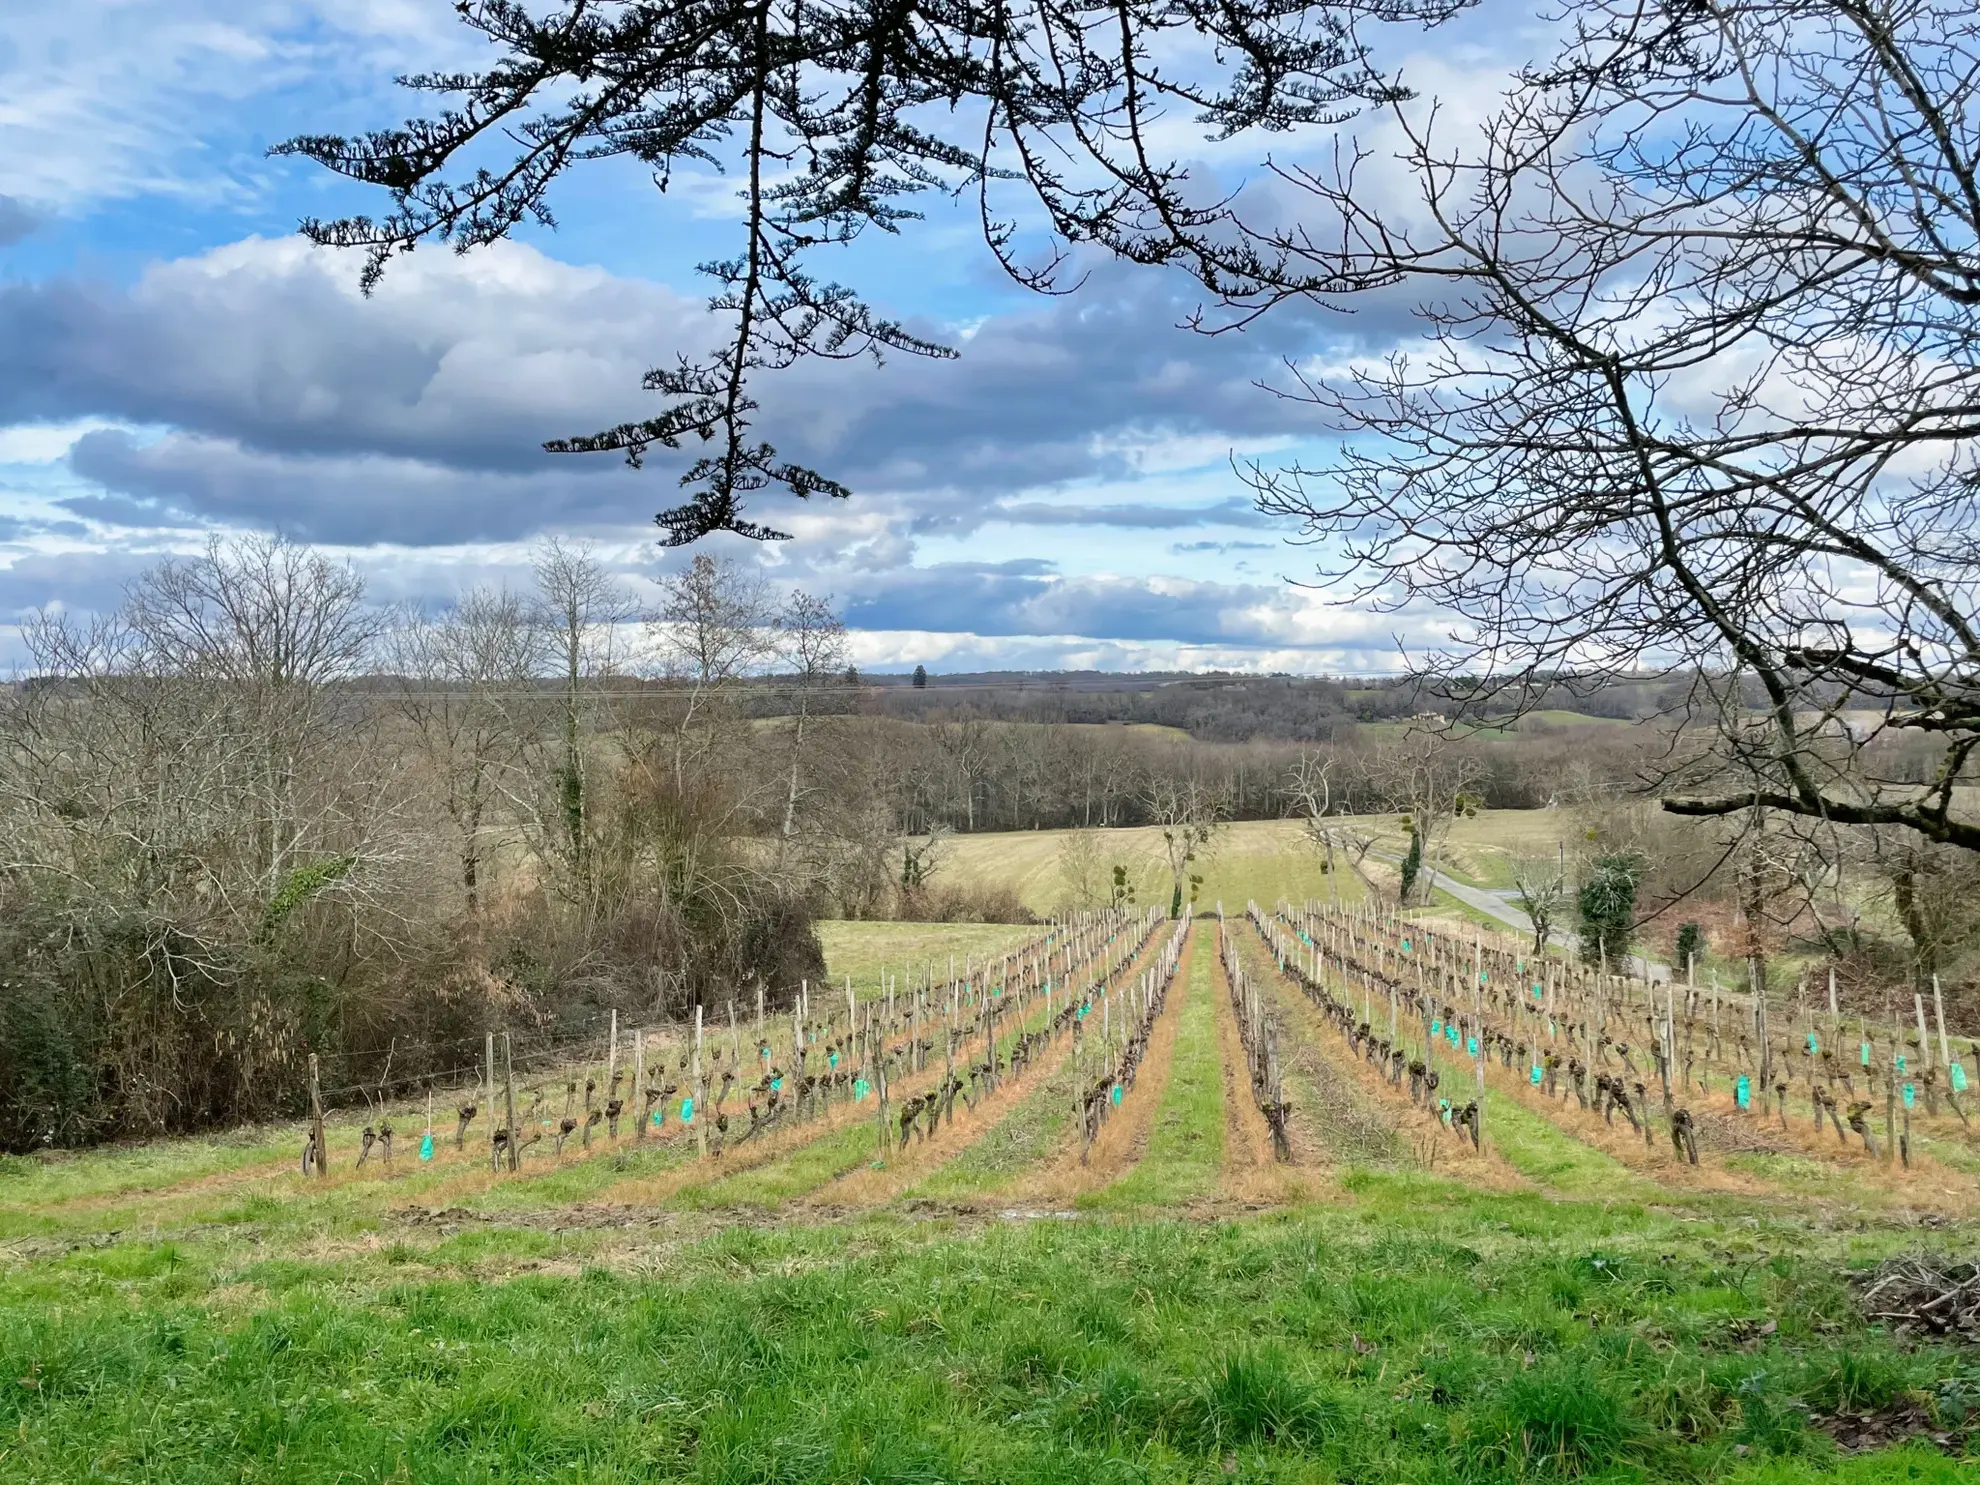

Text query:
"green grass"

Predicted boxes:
[[9, 846, 1980, 1481], [1089, 936, 1225, 1210], [3, 1180, 1972, 1484], [672, 1118, 884, 1208], [941, 820, 1370, 918], [816, 920, 1045, 1000], [910, 1058, 1081, 1199], [1480, 1091, 1646, 1196], [0, 1129, 296, 1209]]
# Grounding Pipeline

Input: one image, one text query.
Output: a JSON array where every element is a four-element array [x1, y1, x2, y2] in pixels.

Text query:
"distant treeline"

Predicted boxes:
[[751, 670, 1682, 743]]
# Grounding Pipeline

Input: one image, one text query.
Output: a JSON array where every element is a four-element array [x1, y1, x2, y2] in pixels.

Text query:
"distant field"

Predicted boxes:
[[1355, 709, 1629, 743], [1062, 720, 1194, 740], [939, 818, 1371, 915], [816, 920, 1043, 998], [929, 811, 1576, 911], [1353, 806, 1578, 889]]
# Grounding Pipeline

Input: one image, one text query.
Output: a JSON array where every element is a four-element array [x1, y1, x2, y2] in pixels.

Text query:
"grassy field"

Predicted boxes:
[[813, 920, 1044, 998], [940, 818, 1372, 917], [6, 861, 1980, 1482], [1355, 710, 1631, 743], [927, 812, 1574, 910]]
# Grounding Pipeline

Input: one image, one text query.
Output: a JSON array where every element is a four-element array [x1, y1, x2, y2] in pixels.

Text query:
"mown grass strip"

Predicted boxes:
[[1475, 1089, 1647, 1197], [1088, 931, 1224, 1210]]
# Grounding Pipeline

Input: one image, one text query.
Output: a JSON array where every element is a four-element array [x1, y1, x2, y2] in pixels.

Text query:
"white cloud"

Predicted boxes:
[[0, 1, 475, 212]]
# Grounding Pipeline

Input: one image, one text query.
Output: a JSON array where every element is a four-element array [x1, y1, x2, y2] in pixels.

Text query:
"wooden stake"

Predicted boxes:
[[633, 1028, 647, 1142], [694, 1004, 708, 1160], [486, 1032, 498, 1171], [308, 1052, 327, 1177], [503, 1031, 519, 1172]]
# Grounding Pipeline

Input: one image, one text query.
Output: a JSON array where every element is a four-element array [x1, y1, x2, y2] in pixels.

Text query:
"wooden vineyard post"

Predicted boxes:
[[1915, 993, 1935, 1079], [755, 981, 764, 1066], [503, 1031, 520, 1171], [1828, 965, 1840, 1055], [694, 1004, 708, 1160], [1754, 959, 1772, 1095], [986, 990, 999, 1093], [944, 983, 956, 1129], [308, 1053, 327, 1177], [1073, 1006, 1087, 1162], [1885, 1003, 1899, 1166], [486, 1032, 499, 1171], [1658, 976, 1674, 1116], [1934, 975, 1952, 1068], [632, 1028, 647, 1142], [607, 1009, 618, 1096], [1471, 940, 1486, 1147]]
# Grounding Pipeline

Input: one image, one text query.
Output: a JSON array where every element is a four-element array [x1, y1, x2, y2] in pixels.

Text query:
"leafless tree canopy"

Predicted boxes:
[[278, 0, 1978, 853], [275, 0, 1461, 544], [1239, 0, 1980, 850]]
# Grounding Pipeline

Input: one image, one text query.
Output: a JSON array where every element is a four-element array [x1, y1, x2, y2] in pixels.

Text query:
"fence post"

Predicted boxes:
[[695, 1003, 708, 1160], [633, 1027, 647, 1142], [308, 1053, 327, 1177], [486, 1032, 499, 1171], [503, 1031, 519, 1172]]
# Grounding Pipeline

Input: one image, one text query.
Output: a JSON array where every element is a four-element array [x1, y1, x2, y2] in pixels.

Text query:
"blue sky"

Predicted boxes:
[[0, 1, 1534, 672]]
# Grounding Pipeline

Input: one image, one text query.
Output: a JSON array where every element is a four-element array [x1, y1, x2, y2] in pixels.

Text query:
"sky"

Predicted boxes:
[[0, 0, 1538, 674]]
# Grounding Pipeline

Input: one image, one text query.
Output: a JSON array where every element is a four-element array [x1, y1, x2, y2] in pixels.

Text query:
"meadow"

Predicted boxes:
[[4, 824, 1977, 1484]]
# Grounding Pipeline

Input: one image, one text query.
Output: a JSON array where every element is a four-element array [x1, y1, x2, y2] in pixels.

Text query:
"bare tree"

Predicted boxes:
[[0, 538, 410, 1136], [655, 553, 772, 688], [1509, 848, 1569, 955], [1286, 750, 1376, 905], [1369, 725, 1482, 906], [387, 587, 544, 915], [1873, 834, 1980, 996], [1057, 828, 1109, 913], [1144, 768, 1227, 918], [1240, 0, 1980, 854], [771, 590, 847, 850], [532, 539, 638, 906], [938, 721, 993, 832], [123, 534, 386, 899]]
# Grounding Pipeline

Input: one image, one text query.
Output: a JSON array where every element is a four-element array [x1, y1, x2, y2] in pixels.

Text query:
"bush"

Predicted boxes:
[[1577, 853, 1643, 965], [0, 878, 826, 1154], [894, 882, 1037, 924]]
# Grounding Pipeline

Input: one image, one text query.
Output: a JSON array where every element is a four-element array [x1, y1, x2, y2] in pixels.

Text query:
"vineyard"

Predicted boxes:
[[4, 888, 1979, 1481]]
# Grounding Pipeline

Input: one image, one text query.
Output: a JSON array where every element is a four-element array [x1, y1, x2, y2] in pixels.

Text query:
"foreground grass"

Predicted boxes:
[[3, 1175, 1974, 1484]]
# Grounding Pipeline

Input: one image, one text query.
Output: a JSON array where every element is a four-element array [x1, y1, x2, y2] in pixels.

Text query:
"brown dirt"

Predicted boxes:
[[1481, 1054, 1980, 1213], [1476, 1056, 1788, 1197], [816, 931, 1171, 1207], [1009, 924, 1196, 1203], [1210, 935, 1320, 1204], [1234, 931, 1525, 1191]]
